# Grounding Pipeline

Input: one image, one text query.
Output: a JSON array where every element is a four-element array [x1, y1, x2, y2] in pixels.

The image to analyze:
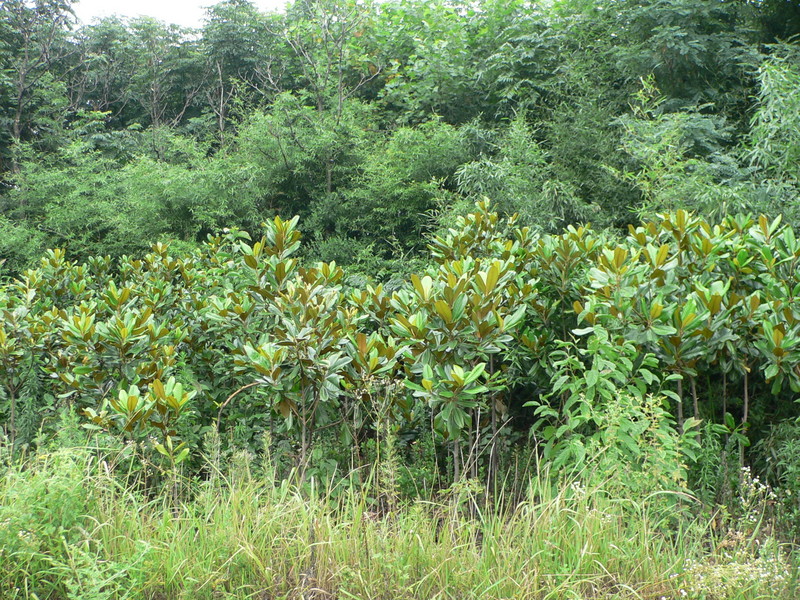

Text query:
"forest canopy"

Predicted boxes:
[[3, 2, 800, 598], [2, 0, 800, 276]]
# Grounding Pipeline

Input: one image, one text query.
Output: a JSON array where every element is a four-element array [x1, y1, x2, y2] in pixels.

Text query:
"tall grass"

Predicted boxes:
[[0, 445, 796, 600]]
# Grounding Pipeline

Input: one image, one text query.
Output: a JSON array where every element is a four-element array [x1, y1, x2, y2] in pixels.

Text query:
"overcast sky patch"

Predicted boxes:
[[73, 0, 289, 29]]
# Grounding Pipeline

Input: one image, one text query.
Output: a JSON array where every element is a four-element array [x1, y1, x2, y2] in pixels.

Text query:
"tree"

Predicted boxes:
[[455, 113, 592, 233], [0, 0, 75, 172], [749, 47, 800, 185], [612, 0, 758, 116], [127, 18, 205, 132], [202, 0, 283, 141], [66, 18, 139, 125]]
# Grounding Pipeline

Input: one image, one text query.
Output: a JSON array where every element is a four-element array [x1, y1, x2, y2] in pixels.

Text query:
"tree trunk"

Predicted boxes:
[[722, 370, 728, 440], [300, 399, 309, 480], [471, 407, 479, 480], [466, 417, 473, 481], [12, 86, 24, 176], [488, 356, 498, 494], [740, 370, 749, 468], [452, 438, 461, 483], [9, 385, 16, 449], [742, 371, 749, 428]]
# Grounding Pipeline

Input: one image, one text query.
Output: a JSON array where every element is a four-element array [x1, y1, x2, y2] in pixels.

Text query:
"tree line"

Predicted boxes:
[[2, 0, 799, 277]]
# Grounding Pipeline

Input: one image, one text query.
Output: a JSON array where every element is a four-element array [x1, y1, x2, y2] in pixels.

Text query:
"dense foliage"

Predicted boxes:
[[1, 203, 799, 499], [2, 0, 800, 274], [2, 1, 800, 596], [2, 202, 800, 596]]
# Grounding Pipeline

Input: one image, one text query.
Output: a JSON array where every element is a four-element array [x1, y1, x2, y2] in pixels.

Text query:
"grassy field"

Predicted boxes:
[[0, 444, 796, 600]]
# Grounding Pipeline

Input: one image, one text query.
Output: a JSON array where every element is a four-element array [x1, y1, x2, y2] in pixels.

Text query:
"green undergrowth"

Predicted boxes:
[[0, 444, 796, 600]]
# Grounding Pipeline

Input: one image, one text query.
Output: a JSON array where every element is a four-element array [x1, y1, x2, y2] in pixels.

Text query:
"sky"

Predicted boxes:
[[73, 0, 289, 29]]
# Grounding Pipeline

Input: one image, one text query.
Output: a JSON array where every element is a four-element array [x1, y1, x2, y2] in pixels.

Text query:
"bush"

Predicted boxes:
[[0, 447, 148, 599]]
